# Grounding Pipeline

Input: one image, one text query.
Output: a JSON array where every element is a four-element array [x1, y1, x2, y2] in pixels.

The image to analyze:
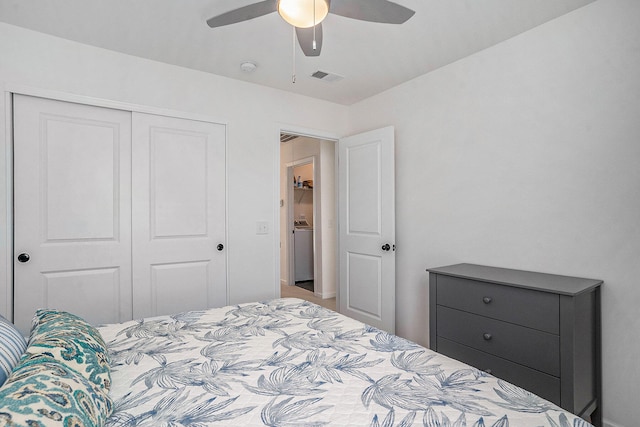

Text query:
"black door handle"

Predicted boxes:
[[381, 244, 391, 251], [217, 244, 224, 251], [17, 253, 30, 263]]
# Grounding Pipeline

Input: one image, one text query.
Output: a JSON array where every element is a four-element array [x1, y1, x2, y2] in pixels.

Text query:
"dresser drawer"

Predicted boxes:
[[437, 306, 560, 376], [436, 275, 559, 334], [437, 337, 561, 405]]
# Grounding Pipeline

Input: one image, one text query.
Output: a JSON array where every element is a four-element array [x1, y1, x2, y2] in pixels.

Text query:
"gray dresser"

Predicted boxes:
[[428, 263, 602, 426]]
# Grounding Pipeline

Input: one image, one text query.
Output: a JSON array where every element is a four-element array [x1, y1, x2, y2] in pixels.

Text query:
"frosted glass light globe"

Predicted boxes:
[[278, 0, 329, 28]]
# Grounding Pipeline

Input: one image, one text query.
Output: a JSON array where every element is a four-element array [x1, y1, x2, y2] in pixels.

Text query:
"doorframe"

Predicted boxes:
[[1, 91, 14, 319], [273, 124, 339, 302], [0, 84, 230, 321], [285, 156, 317, 293]]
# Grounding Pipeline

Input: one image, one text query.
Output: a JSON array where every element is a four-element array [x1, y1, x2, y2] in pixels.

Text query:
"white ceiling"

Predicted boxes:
[[0, 0, 595, 105]]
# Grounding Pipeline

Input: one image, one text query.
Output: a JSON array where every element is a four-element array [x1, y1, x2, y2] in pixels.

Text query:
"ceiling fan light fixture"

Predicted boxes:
[[277, 0, 329, 28]]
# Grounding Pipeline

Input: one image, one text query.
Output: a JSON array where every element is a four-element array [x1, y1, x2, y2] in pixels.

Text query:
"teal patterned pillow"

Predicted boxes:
[[26, 310, 111, 391], [0, 354, 113, 427], [0, 314, 28, 386]]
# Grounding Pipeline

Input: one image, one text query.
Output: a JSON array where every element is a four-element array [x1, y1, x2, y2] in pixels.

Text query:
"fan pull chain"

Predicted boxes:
[[292, 26, 296, 84], [313, 0, 317, 50]]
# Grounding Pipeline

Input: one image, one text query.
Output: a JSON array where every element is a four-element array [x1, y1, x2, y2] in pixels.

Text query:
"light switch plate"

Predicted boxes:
[[256, 221, 269, 234]]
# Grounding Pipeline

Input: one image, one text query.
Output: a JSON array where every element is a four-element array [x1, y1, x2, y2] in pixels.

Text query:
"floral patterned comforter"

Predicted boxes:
[[99, 298, 592, 427]]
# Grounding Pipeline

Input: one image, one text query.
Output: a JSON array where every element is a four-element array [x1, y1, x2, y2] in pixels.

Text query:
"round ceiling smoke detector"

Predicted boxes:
[[240, 61, 257, 73]]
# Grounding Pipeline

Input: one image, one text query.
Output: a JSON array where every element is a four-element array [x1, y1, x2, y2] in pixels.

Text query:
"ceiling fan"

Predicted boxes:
[[206, 0, 415, 57]]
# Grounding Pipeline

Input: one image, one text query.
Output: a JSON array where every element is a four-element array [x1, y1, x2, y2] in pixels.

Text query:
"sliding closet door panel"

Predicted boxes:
[[151, 130, 208, 238], [150, 261, 210, 315], [132, 113, 226, 319], [13, 95, 132, 333]]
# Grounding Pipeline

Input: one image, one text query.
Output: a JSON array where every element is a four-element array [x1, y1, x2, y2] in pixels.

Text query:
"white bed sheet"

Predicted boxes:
[[99, 298, 592, 427]]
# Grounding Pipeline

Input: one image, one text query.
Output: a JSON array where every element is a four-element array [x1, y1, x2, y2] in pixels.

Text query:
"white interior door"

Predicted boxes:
[[338, 126, 395, 333], [13, 94, 132, 333], [132, 113, 227, 319]]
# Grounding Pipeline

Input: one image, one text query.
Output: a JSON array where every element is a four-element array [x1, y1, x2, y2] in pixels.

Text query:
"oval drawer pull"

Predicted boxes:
[[483, 333, 493, 341], [482, 296, 492, 304]]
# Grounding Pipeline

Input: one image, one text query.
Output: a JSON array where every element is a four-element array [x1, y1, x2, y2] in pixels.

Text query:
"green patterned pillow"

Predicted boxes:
[[0, 355, 113, 427], [26, 310, 111, 391]]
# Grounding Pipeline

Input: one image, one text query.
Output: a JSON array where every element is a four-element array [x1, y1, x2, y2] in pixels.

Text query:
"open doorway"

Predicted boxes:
[[291, 161, 314, 292], [279, 133, 336, 311]]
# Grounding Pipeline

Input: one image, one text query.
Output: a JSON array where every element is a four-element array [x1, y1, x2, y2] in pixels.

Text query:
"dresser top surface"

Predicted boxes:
[[427, 263, 602, 296]]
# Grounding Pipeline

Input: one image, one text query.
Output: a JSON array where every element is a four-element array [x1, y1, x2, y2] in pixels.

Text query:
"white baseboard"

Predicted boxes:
[[604, 419, 625, 427], [316, 291, 336, 299]]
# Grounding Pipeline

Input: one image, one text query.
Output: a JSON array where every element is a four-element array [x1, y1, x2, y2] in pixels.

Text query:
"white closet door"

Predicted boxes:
[[132, 113, 227, 319], [13, 95, 132, 334]]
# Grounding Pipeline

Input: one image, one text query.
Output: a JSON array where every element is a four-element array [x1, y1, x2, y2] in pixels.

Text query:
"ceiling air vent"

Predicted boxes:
[[311, 70, 344, 83], [280, 133, 299, 143]]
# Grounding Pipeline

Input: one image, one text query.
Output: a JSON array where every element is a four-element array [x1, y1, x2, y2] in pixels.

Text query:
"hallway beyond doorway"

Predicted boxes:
[[280, 283, 336, 311], [295, 280, 314, 292]]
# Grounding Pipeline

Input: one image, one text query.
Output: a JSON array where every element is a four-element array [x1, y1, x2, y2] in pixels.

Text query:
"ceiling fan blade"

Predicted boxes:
[[296, 24, 323, 57], [206, 0, 277, 28], [330, 0, 415, 24]]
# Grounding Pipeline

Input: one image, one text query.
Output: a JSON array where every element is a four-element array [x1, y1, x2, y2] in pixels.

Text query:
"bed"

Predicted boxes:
[[1, 298, 592, 427]]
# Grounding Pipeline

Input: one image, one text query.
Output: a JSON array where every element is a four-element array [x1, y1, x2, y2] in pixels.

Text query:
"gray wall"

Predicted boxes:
[[348, 1, 639, 426]]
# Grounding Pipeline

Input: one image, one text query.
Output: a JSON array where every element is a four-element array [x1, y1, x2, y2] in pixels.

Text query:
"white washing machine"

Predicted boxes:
[[294, 220, 314, 282]]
